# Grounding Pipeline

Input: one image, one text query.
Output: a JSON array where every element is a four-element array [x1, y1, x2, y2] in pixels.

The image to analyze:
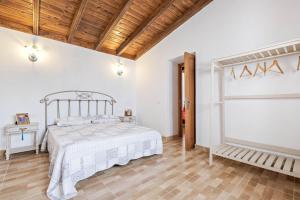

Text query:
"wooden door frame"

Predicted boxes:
[[177, 63, 184, 137]]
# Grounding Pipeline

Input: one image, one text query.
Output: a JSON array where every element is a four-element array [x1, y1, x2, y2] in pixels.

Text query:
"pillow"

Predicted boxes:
[[91, 115, 120, 124], [55, 116, 91, 127]]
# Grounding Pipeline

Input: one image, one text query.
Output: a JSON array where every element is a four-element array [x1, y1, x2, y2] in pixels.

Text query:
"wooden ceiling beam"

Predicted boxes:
[[32, 0, 40, 35], [67, 0, 89, 43], [135, 0, 213, 60], [116, 0, 175, 55], [0, 0, 212, 60], [95, 0, 133, 51]]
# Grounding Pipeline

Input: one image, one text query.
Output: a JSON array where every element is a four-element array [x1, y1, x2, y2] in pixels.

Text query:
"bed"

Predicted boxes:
[[40, 91, 163, 200]]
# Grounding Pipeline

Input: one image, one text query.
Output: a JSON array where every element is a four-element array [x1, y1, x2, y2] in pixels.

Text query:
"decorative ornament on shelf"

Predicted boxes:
[[116, 57, 125, 76], [25, 44, 39, 62], [124, 109, 132, 116]]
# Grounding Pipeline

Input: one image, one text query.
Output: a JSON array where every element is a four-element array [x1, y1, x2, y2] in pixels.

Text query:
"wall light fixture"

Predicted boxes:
[[25, 44, 39, 62], [116, 57, 125, 76]]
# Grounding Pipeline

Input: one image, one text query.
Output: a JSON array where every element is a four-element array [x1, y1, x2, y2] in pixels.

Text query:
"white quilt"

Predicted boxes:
[[42, 122, 163, 200]]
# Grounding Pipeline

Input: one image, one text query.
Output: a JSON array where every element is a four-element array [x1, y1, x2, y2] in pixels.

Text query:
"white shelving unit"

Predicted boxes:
[[209, 39, 300, 178]]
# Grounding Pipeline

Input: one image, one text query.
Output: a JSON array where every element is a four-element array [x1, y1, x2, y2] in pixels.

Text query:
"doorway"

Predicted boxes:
[[177, 52, 196, 150]]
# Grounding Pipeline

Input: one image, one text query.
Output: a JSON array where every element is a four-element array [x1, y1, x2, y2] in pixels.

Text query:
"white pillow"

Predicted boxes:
[[55, 116, 91, 127], [91, 115, 120, 124]]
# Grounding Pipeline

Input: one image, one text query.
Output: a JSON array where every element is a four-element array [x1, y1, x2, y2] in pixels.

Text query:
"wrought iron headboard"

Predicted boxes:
[[40, 90, 116, 130]]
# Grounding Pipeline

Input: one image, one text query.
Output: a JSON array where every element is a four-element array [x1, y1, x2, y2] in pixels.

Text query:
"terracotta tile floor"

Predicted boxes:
[[0, 139, 299, 200]]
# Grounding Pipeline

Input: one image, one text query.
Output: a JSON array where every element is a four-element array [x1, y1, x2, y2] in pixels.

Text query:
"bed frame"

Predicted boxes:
[[40, 90, 116, 130]]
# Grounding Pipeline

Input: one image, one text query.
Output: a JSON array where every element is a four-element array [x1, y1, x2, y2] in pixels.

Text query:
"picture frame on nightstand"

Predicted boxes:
[[16, 113, 30, 125]]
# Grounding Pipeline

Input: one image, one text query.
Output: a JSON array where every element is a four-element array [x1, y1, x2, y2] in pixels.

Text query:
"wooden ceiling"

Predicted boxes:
[[0, 0, 212, 60]]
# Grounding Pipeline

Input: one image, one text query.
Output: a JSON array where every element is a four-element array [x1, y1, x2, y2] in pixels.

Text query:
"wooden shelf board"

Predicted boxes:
[[214, 39, 300, 67], [213, 144, 300, 178]]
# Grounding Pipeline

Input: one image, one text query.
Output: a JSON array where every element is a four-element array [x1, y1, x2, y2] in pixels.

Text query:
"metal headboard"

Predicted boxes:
[[40, 90, 117, 130]]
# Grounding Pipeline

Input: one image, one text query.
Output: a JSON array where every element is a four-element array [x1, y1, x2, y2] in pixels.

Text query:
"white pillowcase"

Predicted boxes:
[[91, 115, 120, 124], [55, 116, 91, 127]]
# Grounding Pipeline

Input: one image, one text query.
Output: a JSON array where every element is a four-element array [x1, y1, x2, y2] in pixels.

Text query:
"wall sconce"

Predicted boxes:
[[25, 44, 39, 62], [116, 57, 125, 76]]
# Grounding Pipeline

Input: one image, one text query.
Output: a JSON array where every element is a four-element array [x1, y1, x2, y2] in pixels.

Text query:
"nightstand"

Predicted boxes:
[[120, 116, 136, 124], [5, 122, 39, 160]]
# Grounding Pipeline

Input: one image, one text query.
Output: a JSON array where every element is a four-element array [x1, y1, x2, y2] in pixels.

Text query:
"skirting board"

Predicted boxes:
[[195, 145, 209, 152], [161, 136, 209, 152], [162, 135, 180, 142]]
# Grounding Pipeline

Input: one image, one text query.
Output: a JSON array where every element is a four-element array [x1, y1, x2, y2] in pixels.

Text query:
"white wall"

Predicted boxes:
[[224, 55, 300, 150], [0, 27, 136, 149], [1, 0, 300, 151], [136, 0, 300, 148]]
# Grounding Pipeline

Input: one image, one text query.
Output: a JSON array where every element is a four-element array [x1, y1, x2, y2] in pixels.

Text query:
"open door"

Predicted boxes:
[[184, 52, 195, 150]]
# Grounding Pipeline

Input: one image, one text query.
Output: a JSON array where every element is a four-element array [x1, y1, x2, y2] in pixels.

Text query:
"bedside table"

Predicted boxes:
[[5, 122, 39, 160], [119, 116, 136, 124]]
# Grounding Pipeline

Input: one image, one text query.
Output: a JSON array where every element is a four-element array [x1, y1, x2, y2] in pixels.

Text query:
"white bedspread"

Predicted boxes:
[[42, 122, 163, 200]]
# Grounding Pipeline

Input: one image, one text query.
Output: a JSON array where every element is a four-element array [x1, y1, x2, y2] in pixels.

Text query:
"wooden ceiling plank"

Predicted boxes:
[[135, 0, 212, 59], [0, 1, 33, 14], [0, 7, 32, 26], [0, 0, 211, 60], [90, 0, 121, 12], [0, 17, 32, 34], [116, 0, 175, 55], [33, 0, 40, 35], [39, 29, 67, 42], [95, 0, 134, 51], [67, 0, 89, 43]]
